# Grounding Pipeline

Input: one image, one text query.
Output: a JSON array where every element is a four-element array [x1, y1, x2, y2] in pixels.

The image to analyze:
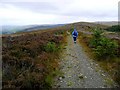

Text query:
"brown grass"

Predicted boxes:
[[78, 32, 95, 59]]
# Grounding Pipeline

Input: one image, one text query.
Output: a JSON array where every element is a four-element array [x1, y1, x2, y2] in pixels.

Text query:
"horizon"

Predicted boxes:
[[1, 21, 119, 26]]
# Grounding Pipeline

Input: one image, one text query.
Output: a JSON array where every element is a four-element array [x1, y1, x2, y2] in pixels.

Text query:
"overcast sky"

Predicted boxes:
[[0, 0, 119, 25]]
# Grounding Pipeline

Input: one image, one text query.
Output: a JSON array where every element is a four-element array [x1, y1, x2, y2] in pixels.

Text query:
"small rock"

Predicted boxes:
[[101, 86, 105, 88], [102, 74, 105, 76], [96, 64, 98, 66], [59, 77, 62, 80], [60, 80, 63, 83], [84, 76, 87, 78], [78, 74, 84, 79]]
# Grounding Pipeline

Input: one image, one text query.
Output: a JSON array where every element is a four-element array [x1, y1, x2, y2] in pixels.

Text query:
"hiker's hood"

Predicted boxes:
[[74, 29, 77, 32]]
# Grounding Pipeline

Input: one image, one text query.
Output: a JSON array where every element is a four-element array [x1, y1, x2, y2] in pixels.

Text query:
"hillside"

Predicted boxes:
[[2, 21, 120, 89], [2, 29, 67, 88]]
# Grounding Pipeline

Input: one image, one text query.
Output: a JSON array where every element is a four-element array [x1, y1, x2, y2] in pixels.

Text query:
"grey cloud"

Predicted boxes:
[[1, 2, 59, 13], [0, 0, 118, 25], [1, 1, 117, 17], [59, 9, 117, 18]]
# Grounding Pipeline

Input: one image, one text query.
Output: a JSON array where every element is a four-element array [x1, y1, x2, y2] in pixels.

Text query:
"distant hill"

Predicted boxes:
[[2, 21, 110, 35], [2, 25, 31, 34], [2, 24, 64, 34], [61, 22, 108, 32], [21, 24, 64, 32], [94, 21, 118, 26]]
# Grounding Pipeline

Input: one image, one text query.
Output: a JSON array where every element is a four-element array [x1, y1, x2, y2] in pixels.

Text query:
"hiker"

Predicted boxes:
[[72, 28, 78, 43]]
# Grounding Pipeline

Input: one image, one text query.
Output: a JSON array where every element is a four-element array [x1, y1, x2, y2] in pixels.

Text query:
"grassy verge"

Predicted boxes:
[[78, 30, 120, 87], [2, 30, 67, 89]]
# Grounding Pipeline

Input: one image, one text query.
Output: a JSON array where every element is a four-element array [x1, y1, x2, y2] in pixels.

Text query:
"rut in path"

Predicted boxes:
[[53, 34, 117, 88]]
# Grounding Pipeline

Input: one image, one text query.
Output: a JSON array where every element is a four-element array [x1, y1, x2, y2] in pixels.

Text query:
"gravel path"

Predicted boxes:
[[53, 35, 117, 88]]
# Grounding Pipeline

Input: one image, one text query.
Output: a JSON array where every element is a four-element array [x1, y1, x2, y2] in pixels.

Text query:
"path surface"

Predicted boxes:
[[53, 34, 117, 88]]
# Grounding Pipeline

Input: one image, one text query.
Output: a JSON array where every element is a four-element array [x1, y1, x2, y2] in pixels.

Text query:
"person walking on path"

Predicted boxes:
[[72, 28, 78, 43]]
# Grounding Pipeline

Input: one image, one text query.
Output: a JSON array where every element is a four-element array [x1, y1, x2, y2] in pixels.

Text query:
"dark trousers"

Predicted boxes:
[[73, 37, 77, 41]]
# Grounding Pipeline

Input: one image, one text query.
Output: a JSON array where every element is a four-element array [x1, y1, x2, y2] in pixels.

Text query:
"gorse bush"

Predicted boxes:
[[106, 25, 120, 32], [44, 42, 57, 52], [92, 28, 103, 39], [93, 37, 118, 58], [90, 29, 103, 48], [90, 29, 118, 59]]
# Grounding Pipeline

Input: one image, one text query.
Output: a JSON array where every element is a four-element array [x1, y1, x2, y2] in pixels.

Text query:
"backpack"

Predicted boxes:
[[73, 31, 77, 36]]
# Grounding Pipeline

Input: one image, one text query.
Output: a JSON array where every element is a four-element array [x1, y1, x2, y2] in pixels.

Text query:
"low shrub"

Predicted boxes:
[[44, 42, 57, 52], [90, 29, 118, 59], [106, 25, 120, 32], [93, 37, 118, 58]]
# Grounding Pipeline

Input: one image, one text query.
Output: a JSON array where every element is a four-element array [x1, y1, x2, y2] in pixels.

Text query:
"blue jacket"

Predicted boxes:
[[72, 29, 78, 37]]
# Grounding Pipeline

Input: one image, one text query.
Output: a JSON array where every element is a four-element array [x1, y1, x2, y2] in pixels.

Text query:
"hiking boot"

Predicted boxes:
[[74, 41, 76, 44]]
